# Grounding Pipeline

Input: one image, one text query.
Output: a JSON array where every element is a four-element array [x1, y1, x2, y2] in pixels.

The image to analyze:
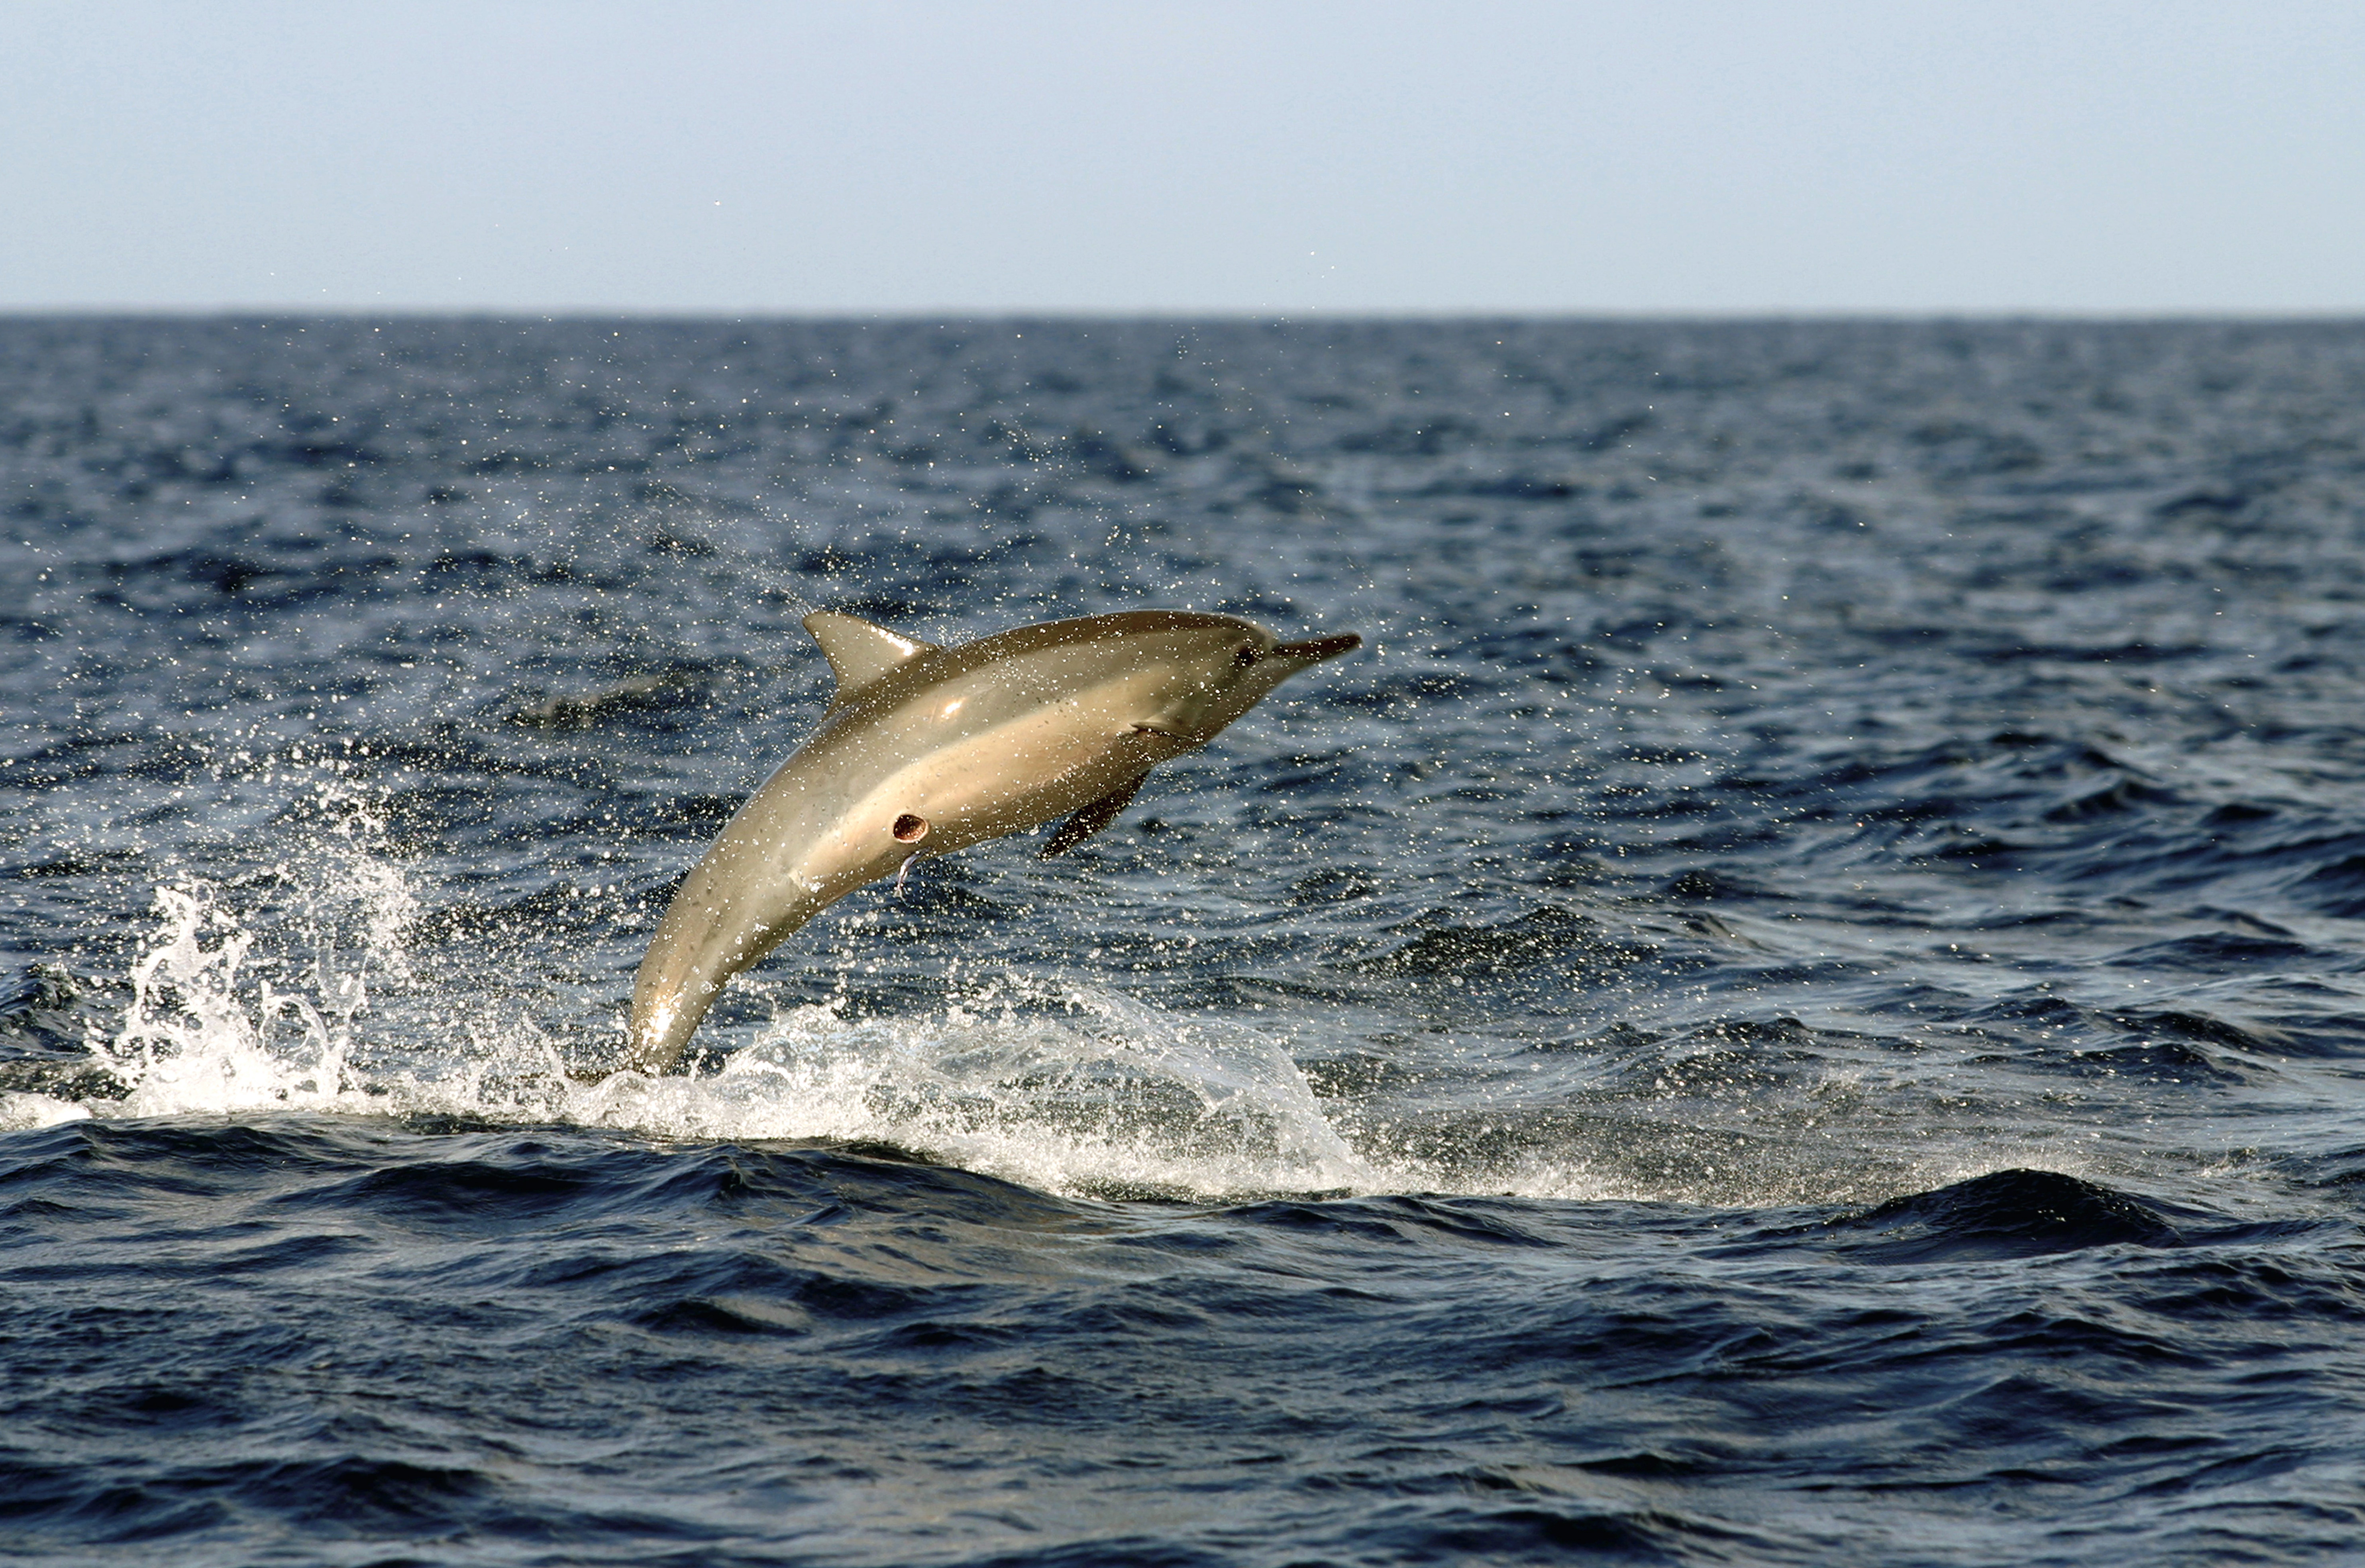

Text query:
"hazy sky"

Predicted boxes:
[[4, 1, 2361, 314]]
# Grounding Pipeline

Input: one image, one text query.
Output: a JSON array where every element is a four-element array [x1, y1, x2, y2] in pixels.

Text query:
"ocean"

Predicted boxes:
[[4, 316, 2364, 1564]]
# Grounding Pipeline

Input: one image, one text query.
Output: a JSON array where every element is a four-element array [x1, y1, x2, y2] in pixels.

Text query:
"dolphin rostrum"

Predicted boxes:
[[624, 609, 1360, 1073]]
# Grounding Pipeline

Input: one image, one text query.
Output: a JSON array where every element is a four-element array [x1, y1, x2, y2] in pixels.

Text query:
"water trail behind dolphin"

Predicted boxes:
[[33, 839, 1379, 1199]]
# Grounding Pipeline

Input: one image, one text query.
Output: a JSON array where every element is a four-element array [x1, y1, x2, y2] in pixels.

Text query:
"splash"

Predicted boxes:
[[106, 882, 322, 1114], [57, 769, 2071, 1207], [573, 981, 1375, 1197], [104, 864, 414, 1117], [88, 879, 1373, 1196], [69, 847, 2079, 1205], [70, 790, 1377, 1197], [90, 771, 421, 1117]]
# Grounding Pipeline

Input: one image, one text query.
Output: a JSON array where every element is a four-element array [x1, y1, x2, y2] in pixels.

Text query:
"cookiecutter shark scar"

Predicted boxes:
[[624, 609, 1361, 1073]]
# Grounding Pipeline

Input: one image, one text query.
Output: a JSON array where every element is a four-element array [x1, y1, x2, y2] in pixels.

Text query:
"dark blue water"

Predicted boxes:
[[6, 317, 2365, 1564]]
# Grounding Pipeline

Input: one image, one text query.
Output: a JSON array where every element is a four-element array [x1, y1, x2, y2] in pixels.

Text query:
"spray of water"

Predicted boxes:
[[10, 766, 2091, 1205], [576, 984, 1375, 1197], [96, 783, 418, 1116], [20, 780, 1384, 1198]]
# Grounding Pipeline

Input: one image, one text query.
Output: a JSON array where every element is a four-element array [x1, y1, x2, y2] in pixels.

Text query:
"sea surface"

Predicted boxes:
[[6, 316, 2365, 1565]]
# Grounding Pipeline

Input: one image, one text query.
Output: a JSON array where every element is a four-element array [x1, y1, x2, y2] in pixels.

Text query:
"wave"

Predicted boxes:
[[0, 833, 2204, 1217]]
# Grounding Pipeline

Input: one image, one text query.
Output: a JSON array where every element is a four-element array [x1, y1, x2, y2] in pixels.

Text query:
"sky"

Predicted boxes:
[[2, 0, 2361, 316]]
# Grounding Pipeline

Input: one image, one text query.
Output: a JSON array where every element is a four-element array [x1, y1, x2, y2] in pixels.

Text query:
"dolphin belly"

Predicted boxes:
[[625, 716, 1158, 1072]]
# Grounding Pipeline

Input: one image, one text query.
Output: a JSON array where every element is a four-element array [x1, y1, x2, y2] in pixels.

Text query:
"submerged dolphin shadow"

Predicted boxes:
[[622, 609, 1360, 1073]]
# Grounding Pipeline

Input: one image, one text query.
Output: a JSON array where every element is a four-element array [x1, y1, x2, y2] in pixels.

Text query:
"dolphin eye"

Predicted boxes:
[[1232, 644, 1263, 668]]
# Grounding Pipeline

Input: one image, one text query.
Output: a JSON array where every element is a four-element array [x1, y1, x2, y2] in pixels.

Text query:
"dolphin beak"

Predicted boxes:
[[1270, 633, 1362, 664]]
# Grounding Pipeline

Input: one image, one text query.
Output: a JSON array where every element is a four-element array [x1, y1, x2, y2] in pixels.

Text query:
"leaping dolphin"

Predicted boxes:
[[624, 609, 1360, 1073]]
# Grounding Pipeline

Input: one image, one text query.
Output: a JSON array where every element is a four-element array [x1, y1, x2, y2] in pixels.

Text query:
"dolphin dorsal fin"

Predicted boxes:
[[804, 610, 938, 707]]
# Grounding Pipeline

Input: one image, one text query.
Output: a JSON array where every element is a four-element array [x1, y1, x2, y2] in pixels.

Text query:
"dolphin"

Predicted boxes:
[[623, 609, 1360, 1073]]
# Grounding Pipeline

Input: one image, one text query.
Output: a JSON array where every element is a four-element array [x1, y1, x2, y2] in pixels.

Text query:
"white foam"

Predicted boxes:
[[0, 1092, 92, 1131], [567, 984, 1377, 1196], [80, 809, 1385, 1198], [76, 788, 2040, 1207], [102, 773, 417, 1121]]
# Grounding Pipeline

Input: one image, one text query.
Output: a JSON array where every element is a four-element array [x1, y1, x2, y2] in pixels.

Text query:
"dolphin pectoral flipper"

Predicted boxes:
[[1040, 771, 1150, 858]]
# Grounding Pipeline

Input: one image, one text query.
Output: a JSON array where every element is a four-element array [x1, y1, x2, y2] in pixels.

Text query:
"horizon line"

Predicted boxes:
[[6, 304, 2365, 324]]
